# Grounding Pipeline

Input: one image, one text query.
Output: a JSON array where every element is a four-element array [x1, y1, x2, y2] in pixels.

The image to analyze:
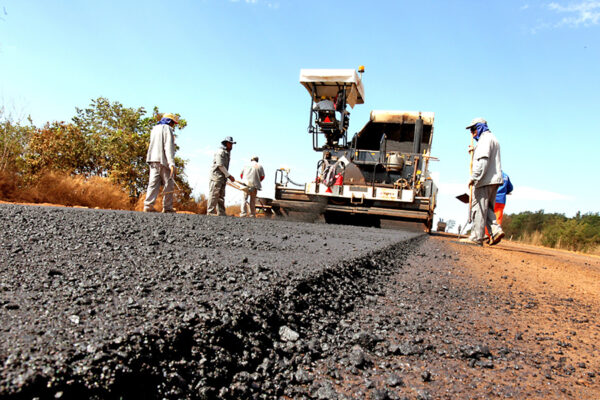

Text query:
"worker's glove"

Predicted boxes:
[[228, 175, 235, 182]]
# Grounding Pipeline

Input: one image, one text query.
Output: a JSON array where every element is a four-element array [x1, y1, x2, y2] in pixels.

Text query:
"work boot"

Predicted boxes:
[[162, 209, 176, 213], [490, 230, 505, 246], [459, 238, 483, 246], [143, 206, 157, 213]]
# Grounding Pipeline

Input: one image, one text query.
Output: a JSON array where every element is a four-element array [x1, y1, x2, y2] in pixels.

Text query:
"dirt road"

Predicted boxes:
[[293, 234, 600, 399], [1, 204, 598, 399]]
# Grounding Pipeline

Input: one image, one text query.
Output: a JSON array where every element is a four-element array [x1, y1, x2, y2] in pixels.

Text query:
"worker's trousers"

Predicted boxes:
[[240, 187, 258, 217], [470, 184, 502, 243], [144, 162, 174, 211], [207, 179, 226, 216], [485, 202, 506, 239]]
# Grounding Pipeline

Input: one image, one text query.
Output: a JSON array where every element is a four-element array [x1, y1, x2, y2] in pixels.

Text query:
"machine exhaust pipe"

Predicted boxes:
[[413, 116, 423, 155]]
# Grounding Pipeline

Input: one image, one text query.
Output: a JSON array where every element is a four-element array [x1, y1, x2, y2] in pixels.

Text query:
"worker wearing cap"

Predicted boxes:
[[313, 96, 335, 111], [207, 136, 236, 216], [239, 156, 265, 218], [144, 113, 178, 213], [314, 96, 341, 147], [460, 118, 505, 246]]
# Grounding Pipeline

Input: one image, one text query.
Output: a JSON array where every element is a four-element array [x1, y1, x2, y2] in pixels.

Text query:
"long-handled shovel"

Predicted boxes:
[[227, 181, 255, 216], [456, 137, 474, 237], [226, 180, 250, 194]]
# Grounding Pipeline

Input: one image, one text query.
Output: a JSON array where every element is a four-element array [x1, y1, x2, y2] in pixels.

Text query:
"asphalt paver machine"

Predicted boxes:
[[268, 67, 438, 232]]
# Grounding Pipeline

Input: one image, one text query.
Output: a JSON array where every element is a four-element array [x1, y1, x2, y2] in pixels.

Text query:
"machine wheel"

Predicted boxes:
[[424, 217, 433, 234]]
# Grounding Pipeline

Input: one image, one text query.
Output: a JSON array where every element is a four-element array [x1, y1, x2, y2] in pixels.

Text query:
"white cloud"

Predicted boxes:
[[547, 1, 600, 27], [521, 4, 530, 10], [511, 186, 574, 201], [528, 1, 600, 33]]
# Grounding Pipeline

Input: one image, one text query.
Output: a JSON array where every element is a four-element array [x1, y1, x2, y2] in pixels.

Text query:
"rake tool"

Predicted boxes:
[[162, 179, 186, 196]]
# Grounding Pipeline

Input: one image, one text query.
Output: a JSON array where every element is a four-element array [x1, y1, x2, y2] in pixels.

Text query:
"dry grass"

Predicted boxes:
[[1, 170, 131, 209], [1, 170, 209, 214], [0, 171, 21, 201], [517, 230, 600, 256], [134, 192, 207, 214], [179, 194, 207, 214], [22, 172, 132, 210], [226, 204, 241, 217], [518, 231, 544, 247]]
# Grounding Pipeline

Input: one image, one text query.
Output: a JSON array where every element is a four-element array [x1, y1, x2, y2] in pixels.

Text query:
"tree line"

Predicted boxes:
[[0, 97, 197, 208], [503, 210, 600, 253]]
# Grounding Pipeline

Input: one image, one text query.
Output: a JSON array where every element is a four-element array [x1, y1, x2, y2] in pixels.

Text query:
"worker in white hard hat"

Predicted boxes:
[[239, 156, 265, 217], [460, 117, 505, 246], [144, 113, 179, 213], [207, 136, 236, 216]]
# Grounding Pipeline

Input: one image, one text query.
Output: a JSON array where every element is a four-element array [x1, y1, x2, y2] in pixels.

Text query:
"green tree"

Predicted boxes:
[[504, 210, 600, 253], [26, 122, 92, 176], [71, 98, 190, 198], [72, 97, 153, 178], [0, 107, 34, 174]]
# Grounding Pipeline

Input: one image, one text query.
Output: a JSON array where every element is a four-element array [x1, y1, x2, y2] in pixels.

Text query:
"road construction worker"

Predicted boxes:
[[460, 118, 505, 246], [144, 113, 178, 213], [239, 156, 265, 218], [317, 151, 333, 183], [313, 96, 335, 111], [486, 171, 513, 241], [314, 96, 341, 147], [207, 136, 236, 216], [494, 171, 513, 226]]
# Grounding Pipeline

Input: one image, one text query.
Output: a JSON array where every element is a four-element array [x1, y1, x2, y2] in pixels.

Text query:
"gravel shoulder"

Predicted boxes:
[[295, 234, 600, 399]]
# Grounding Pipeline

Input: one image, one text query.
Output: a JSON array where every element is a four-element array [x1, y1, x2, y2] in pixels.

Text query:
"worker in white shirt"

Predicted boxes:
[[144, 113, 178, 213], [239, 156, 265, 217]]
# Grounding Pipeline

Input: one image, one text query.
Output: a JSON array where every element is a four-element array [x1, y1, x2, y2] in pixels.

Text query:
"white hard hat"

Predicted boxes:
[[466, 117, 487, 129]]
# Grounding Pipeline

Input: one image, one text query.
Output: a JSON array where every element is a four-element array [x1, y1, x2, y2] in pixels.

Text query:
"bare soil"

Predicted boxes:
[[295, 234, 600, 399]]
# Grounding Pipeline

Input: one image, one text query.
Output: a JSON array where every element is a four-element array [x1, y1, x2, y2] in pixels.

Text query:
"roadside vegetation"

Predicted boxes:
[[0, 99, 206, 213], [504, 210, 600, 255]]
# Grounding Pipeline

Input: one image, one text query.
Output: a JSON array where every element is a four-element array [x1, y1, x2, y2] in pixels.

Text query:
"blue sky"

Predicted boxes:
[[1, 1, 599, 227]]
